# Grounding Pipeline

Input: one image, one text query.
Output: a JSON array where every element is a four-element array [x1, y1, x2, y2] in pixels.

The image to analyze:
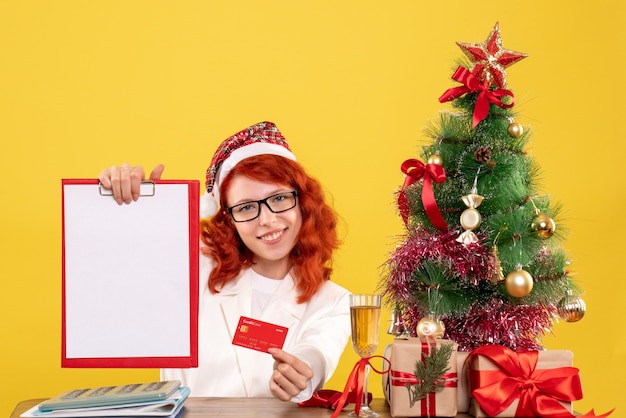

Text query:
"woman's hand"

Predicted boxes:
[[268, 348, 313, 401], [98, 163, 165, 205]]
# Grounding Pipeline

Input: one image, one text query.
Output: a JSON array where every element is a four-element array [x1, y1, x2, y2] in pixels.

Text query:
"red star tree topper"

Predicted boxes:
[[456, 22, 527, 88]]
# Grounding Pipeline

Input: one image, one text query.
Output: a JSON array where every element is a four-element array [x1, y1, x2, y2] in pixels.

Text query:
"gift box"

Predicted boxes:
[[383, 343, 393, 403], [456, 350, 470, 414], [383, 338, 458, 417], [468, 345, 582, 417]]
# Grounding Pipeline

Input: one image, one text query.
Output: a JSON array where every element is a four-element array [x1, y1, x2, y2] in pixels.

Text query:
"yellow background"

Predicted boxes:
[[1, 1, 624, 416]]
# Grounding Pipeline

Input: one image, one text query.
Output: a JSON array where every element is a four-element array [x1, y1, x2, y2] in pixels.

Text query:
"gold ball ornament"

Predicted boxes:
[[557, 292, 586, 322], [428, 153, 444, 166], [507, 122, 523, 138], [416, 315, 445, 339], [531, 213, 556, 239], [504, 269, 534, 297]]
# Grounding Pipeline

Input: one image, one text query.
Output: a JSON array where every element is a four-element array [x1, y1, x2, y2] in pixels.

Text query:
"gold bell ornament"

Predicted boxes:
[[387, 306, 408, 338], [489, 246, 506, 284]]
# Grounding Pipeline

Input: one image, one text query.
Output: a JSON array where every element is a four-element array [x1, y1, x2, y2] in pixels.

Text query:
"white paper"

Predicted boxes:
[[63, 182, 192, 359]]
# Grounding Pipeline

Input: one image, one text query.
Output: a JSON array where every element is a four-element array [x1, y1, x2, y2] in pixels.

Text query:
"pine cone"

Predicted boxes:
[[473, 146, 492, 163]]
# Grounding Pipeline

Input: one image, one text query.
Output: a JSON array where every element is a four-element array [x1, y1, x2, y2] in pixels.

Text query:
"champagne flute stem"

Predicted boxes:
[[362, 363, 370, 409]]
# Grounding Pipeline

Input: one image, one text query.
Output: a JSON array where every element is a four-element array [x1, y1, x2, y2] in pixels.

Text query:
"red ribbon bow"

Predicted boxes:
[[298, 389, 372, 410], [469, 345, 613, 418], [398, 159, 448, 231], [439, 66, 515, 128], [327, 356, 389, 418]]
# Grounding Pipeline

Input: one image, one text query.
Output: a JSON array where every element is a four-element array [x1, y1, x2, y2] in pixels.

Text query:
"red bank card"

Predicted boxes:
[[232, 316, 288, 353]]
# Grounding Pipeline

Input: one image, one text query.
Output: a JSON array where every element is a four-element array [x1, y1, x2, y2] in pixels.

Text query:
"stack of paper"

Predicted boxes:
[[21, 381, 190, 418]]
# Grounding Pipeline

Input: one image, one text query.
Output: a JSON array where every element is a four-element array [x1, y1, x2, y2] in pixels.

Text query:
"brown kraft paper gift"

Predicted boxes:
[[385, 338, 458, 417]]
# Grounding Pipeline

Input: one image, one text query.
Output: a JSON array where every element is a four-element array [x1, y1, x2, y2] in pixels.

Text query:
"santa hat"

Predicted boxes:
[[200, 121, 296, 218]]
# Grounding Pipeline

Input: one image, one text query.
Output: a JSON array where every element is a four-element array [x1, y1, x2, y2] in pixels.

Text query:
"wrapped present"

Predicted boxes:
[[384, 337, 458, 417], [456, 350, 470, 413], [382, 344, 393, 403], [468, 344, 581, 417]]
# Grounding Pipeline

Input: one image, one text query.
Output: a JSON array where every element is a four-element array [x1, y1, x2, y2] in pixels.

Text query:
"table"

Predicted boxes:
[[12, 397, 473, 417]]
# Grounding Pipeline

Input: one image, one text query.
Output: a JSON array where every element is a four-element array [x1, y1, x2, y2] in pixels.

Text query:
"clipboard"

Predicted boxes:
[[61, 179, 199, 368]]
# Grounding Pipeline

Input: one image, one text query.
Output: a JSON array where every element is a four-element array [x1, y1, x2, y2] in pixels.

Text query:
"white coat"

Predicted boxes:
[[161, 254, 351, 401]]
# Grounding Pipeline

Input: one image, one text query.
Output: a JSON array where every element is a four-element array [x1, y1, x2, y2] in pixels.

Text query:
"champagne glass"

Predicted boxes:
[[349, 293, 381, 418]]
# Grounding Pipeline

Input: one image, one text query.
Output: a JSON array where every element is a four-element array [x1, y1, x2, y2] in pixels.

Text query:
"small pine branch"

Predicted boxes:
[[406, 342, 454, 407]]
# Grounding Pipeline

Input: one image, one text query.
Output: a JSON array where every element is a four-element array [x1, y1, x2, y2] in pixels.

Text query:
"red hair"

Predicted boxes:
[[200, 155, 339, 303]]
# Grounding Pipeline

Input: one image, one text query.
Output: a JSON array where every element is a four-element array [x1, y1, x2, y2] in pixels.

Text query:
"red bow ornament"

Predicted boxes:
[[398, 158, 448, 231], [439, 66, 515, 128], [468, 345, 613, 418]]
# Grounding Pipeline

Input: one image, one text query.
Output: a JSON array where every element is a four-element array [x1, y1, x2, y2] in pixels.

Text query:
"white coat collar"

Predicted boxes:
[[217, 268, 306, 330]]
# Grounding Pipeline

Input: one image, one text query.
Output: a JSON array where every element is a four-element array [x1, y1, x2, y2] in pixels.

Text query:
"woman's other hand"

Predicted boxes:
[[98, 163, 165, 205]]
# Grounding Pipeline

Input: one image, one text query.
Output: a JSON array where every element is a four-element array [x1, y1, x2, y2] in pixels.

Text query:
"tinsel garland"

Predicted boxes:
[[383, 227, 493, 306], [382, 226, 556, 351], [434, 300, 554, 351]]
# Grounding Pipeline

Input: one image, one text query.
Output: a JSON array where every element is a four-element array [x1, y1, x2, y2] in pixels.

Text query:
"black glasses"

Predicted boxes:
[[227, 190, 298, 222]]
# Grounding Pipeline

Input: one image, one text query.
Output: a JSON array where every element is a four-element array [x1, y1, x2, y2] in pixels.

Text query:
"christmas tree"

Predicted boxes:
[[381, 22, 586, 351]]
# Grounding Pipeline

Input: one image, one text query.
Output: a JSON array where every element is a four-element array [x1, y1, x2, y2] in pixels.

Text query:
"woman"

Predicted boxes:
[[98, 121, 351, 402]]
